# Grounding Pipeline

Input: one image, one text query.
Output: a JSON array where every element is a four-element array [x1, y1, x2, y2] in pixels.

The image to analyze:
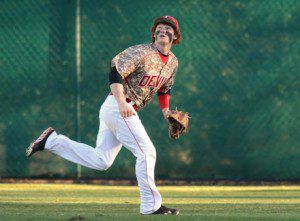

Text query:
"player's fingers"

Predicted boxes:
[[121, 110, 126, 118], [124, 107, 131, 117], [125, 108, 134, 118], [122, 109, 128, 118], [128, 110, 134, 117], [127, 109, 132, 117], [124, 110, 129, 118], [120, 104, 135, 118]]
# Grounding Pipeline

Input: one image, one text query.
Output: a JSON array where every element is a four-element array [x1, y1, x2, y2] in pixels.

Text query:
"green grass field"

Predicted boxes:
[[0, 184, 299, 221]]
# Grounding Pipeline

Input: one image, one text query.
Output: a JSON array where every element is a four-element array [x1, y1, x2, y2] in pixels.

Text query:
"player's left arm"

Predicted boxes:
[[157, 65, 178, 121], [158, 89, 171, 121]]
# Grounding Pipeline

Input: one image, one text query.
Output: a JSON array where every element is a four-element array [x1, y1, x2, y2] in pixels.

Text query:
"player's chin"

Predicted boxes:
[[157, 40, 169, 45]]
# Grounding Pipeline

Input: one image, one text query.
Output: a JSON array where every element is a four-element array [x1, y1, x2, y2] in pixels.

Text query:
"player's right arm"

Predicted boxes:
[[110, 83, 135, 118], [109, 66, 135, 118], [109, 45, 142, 118]]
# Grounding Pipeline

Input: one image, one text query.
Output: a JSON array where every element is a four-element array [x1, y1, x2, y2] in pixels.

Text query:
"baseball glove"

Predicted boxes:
[[167, 109, 189, 139]]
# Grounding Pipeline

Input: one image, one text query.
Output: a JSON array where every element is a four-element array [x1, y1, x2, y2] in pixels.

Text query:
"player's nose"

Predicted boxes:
[[159, 29, 166, 34]]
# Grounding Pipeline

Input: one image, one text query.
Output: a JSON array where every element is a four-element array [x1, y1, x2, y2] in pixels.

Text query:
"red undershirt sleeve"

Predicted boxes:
[[158, 93, 170, 109], [157, 51, 173, 110]]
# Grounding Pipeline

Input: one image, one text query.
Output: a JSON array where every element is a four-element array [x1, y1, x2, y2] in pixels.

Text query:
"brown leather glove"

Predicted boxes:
[[167, 110, 189, 139]]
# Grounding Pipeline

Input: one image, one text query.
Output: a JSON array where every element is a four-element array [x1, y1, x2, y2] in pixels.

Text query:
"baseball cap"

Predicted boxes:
[[153, 15, 180, 34]]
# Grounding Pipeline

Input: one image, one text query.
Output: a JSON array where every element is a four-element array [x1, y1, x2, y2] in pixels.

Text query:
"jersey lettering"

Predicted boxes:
[[139, 75, 168, 88], [147, 76, 156, 87], [155, 76, 166, 87], [139, 76, 150, 86]]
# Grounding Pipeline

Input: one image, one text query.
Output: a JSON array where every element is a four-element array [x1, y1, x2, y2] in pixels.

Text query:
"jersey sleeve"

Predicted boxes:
[[158, 64, 178, 93], [111, 45, 142, 79]]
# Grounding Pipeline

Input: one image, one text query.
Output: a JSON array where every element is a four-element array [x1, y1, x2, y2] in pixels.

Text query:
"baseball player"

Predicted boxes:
[[26, 15, 182, 215]]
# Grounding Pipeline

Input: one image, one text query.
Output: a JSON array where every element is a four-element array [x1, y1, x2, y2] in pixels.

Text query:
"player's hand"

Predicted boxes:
[[118, 101, 136, 118], [162, 108, 171, 122]]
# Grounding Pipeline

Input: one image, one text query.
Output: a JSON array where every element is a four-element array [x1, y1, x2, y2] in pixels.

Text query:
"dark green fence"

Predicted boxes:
[[1, 0, 299, 180]]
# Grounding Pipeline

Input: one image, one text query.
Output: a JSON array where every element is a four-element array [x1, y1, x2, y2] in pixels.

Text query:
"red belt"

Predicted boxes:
[[109, 92, 139, 111]]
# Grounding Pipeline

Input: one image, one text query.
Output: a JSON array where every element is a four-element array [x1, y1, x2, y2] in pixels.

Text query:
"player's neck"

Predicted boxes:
[[154, 42, 172, 55]]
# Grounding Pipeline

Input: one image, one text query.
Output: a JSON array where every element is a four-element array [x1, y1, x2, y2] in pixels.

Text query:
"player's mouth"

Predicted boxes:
[[155, 30, 172, 43]]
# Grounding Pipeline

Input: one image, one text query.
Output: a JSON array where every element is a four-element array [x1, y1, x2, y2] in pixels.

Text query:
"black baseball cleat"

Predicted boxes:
[[26, 127, 54, 158], [152, 205, 179, 215]]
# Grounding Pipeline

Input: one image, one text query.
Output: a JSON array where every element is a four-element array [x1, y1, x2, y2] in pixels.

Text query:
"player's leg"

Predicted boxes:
[[26, 96, 123, 170], [115, 115, 162, 214], [100, 96, 162, 214], [38, 97, 122, 171], [94, 118, 122, 169], [44, 117, 122, 170]]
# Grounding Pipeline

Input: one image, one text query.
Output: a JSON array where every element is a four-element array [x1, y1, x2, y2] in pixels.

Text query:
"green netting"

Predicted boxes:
[[1, 0, 299, 180]]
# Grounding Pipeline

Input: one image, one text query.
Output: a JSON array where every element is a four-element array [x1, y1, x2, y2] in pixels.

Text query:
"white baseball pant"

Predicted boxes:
[[45, 95, 162, 214]]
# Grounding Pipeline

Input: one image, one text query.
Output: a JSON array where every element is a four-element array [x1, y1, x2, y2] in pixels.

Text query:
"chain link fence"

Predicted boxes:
[[1, 0, 299, 180]]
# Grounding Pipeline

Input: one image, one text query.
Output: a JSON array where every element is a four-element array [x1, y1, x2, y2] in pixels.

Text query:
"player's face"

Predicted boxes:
[[154, 24, 177, 45]]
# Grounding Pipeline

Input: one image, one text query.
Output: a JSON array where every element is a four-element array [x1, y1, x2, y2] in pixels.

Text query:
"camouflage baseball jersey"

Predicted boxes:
[[111, 43, 178, 108]]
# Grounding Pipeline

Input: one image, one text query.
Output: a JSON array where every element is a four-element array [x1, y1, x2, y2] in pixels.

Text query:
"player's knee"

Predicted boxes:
[[148, 147, 156, 160], [101, 160, 113, 171], [96, 158, 113, 171], [137, 146, 156, 161]]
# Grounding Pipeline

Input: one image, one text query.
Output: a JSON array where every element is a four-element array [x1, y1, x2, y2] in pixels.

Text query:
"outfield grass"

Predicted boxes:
[[0, 184, 299, 220]]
